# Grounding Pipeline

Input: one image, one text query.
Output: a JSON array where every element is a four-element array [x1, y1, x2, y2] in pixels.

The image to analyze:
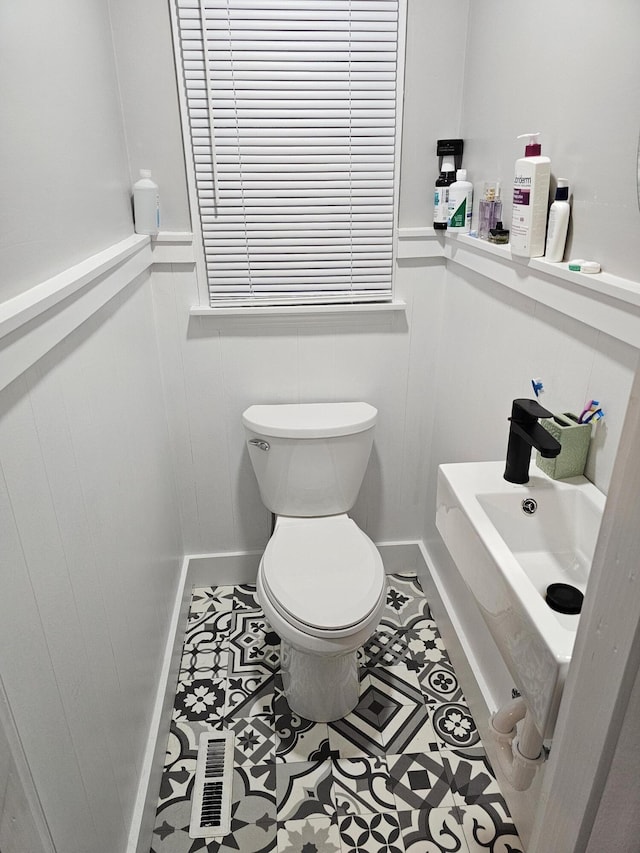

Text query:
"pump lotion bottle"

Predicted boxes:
[[510, 133, 551, 257]]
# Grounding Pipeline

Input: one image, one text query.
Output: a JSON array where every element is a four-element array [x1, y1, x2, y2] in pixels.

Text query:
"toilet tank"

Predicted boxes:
[[242, 402, 377, 517]]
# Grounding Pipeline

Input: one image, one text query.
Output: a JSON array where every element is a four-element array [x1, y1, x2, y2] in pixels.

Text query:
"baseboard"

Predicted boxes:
[[185, 541, 423, 586], [186, 550, 263, 586], [127, 556, 192, 853]]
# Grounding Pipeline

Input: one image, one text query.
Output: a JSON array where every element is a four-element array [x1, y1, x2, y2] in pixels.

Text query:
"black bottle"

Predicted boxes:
[[433, 159, 456, 230]]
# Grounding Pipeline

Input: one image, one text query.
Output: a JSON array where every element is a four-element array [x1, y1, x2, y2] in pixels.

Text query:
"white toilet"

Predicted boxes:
[[242, 401, 386, 722]]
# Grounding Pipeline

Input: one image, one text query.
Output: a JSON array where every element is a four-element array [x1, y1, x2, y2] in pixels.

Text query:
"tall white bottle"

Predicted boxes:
[[544, 180, 571, 262], [133, 169, 160, 236], [510, 133, 551, 257], [447, 169, 473, 232]]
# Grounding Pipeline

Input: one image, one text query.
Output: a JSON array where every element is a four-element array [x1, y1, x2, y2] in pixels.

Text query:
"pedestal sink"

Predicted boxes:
[[436, 461, 605, 737]]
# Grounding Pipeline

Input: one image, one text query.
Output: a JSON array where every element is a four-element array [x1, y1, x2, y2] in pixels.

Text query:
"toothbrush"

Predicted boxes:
[[583, 407, 604, 425], [579, 400, 600, 424]]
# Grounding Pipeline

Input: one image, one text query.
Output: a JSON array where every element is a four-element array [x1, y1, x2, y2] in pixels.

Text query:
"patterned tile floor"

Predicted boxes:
[[151, 573, 524, 853]]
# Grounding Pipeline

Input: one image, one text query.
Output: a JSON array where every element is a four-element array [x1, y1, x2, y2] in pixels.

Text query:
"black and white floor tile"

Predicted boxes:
[[151, 573, 524, 853]]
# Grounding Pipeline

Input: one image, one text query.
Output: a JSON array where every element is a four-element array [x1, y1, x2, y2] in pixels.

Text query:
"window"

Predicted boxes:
[[172, 0, 404, 307]]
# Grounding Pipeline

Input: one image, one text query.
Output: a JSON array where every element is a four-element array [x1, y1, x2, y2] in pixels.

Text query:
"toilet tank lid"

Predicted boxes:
[[242, 402, 377, 438]]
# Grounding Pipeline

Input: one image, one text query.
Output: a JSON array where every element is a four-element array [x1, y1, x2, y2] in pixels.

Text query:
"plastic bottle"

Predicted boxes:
[[433, 158, 456, 230], [544, 179, 570, 263], [510, 133, 551, 257], [133, 169, 160, 236], [447, 169, 473, 232]]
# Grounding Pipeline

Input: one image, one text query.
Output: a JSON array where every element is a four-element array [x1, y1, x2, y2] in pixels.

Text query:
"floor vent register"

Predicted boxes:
[[189, 732, 234, 838]]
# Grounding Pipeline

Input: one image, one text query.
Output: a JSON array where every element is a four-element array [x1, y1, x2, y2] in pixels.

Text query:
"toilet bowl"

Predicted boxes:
[[257, 515, 386, 721], [242, 401, 385, 722]]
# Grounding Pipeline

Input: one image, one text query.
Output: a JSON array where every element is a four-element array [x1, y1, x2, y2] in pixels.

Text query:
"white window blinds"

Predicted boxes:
[[174, 0, 401, 306]]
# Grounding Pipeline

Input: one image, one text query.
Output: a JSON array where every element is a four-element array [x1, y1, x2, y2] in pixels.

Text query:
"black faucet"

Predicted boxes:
[[504, 399, 561, 484]]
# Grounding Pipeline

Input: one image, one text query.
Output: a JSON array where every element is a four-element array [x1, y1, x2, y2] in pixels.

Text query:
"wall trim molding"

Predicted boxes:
[[0, 232, 194, 392], [2, 228, 638, 389], [0, 234, 150, 343], [0, 231, 197, 351], [0, 239, 153, 393], [396, 227, 640, 346], [444, 234, 640, 347], [128, 556, 192, 853]]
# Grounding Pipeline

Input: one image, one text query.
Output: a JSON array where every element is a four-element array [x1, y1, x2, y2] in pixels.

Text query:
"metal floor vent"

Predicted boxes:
[[189, 731, 234, 839]]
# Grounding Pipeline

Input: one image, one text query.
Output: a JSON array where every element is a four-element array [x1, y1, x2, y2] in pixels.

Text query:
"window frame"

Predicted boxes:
[[169, 0, 407, 310]]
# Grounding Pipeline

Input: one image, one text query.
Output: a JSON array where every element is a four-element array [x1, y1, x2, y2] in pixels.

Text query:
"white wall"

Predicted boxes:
[[152, 260, 446, 553], [398, 0, 469, 227], [0, 0, 134, 301], [108, 0, 192, 232], [0, 673, 56, 853], [123, 0, 640, 558], [459, 0, 640, 281], [0, 3, 637, 852], [105, 0, 471, 235], [418, 0, 640, 532], [420, 5, 640, 839], [139, 0, 470, 555], [0, 272, 182, 853], [422, 261, 639, 540], [0, 3, 184, 851]]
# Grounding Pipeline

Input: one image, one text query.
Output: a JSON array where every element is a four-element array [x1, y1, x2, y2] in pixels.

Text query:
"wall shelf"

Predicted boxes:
[[397, 227, 640, 348]]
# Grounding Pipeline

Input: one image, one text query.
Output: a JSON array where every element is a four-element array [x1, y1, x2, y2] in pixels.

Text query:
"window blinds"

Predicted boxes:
[[175, 0, 400, 306]]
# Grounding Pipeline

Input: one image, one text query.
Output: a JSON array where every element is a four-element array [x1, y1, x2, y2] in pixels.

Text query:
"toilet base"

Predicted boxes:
[[281, 639, 359, 722]]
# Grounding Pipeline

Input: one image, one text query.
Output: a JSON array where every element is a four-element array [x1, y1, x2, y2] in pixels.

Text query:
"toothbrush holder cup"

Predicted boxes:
[[535, 413, 591, 480]]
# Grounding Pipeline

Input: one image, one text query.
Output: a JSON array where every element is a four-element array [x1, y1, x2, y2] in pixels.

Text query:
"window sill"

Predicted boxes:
[[190, 300, 407, 318]]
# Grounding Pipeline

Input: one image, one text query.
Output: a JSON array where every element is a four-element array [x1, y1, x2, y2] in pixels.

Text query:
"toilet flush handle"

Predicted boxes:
[[248, 438, 270, 451]]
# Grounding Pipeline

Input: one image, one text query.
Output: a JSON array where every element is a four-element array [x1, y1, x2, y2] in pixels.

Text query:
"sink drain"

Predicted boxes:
[[521, 498, 538, 515]]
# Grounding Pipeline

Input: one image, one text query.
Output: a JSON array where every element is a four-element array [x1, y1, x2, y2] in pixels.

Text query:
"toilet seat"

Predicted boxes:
[[261, 516, 385, 638]]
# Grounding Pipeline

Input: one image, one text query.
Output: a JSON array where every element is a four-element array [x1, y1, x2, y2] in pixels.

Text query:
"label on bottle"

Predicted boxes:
[[511, 162, 550, 257], [434, 187, 449, 226], [512, 186, 531, 244], [448, 187, 472, 231], [448, 196, 467, 228]]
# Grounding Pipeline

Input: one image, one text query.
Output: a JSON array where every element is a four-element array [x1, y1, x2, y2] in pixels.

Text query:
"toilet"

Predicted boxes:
[[242, 401, 386, 722]]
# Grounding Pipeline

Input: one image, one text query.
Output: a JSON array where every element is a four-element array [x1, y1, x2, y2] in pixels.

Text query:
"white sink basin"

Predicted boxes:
[[436, 461, 605, 737]]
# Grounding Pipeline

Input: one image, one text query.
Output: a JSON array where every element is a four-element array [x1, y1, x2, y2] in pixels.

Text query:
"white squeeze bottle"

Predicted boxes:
[[544, 179, 571, 262], [447, 169, 473, 232], [510, 133, 551, 257], [133, 169, 160, 236]]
